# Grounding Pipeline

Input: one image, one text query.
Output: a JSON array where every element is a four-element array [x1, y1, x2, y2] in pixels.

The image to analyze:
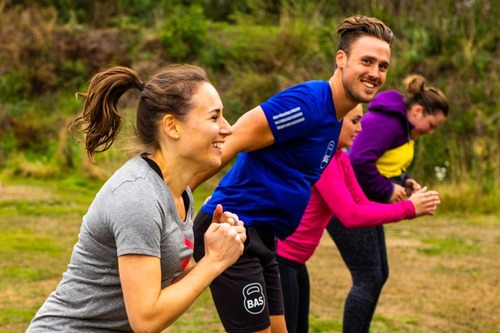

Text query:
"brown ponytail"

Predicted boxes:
[[70, 64, 210, 159], [70, 66, 143, 159]]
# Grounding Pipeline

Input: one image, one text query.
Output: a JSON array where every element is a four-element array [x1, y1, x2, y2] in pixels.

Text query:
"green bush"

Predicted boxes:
[[159, 4, 209, 61], [0, 0, 497, 213]]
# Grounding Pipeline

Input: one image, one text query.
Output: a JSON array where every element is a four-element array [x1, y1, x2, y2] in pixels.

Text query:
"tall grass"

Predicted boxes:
[[0, 0, 498, 211]]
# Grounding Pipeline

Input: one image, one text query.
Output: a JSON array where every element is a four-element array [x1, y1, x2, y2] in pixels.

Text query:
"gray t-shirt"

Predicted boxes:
[[27, 157, 194, 332]]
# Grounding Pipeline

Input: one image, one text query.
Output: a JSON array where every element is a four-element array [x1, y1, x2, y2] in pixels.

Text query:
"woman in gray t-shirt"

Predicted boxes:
[[27, 65, 246, 333]]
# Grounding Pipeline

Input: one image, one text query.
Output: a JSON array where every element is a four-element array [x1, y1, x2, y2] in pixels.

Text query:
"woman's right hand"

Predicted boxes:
[[203, 205, 246, 273], [408, 186, 441, 217]]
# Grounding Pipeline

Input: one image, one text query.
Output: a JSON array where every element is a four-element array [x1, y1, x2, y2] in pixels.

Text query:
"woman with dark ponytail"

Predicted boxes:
[[27, 65, 246, 333], [327, 74, 449, 333]]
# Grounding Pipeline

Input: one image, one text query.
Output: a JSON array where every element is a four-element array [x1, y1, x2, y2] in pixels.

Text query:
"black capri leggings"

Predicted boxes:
[[326, 218, 389, 333]]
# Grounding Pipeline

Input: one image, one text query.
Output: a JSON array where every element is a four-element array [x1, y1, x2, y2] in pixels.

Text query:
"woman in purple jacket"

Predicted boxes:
[[327, 74, 449, 333]]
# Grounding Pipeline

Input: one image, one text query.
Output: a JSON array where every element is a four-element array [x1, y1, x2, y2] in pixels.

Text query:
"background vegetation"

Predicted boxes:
[[0, 0, 498, 212], [0, 1, 498, 332]]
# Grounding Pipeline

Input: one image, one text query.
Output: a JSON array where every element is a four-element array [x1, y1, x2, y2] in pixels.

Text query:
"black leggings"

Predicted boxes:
[[276, 256, 310, 333], [326, 218, 389, 333]]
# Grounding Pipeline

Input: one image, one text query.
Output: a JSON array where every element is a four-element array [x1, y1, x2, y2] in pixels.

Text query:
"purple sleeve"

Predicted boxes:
[[348, 112, 406, 202]]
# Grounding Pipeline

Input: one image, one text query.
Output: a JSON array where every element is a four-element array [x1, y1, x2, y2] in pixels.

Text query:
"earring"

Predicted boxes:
[[174, 134, 180, 140]]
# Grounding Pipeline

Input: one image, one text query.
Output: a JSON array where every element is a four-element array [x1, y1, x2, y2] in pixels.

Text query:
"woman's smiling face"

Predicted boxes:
[[177, 82, 233, 172], [408, 104, 447, 139], [339, 104, 363, 149]]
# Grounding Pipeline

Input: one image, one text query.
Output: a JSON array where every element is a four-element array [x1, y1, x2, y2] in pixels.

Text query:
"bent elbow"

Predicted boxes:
[[129, 317, 174, 333]]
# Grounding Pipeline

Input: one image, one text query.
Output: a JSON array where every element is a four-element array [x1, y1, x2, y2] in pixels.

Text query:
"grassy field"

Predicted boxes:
[[0, 178, 499, 333]]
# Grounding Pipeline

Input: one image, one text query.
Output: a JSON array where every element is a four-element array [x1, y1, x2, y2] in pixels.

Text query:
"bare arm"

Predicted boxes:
[[119, 205, 246, 332], [190, 106, 274, 190]]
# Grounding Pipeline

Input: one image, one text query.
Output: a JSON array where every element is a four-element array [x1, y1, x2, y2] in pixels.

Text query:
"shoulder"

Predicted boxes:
[[104, 158, 166, 207], [368, 90, 404, 107], [361, 111, 403, 134], [367, 90, 408, 120], [264, 80, 330, 104]]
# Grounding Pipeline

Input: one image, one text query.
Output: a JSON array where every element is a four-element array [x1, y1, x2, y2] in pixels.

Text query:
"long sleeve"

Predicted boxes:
[[315, 150, 416, 228], [348, 113, 401, 202], [348, 90, 412, 202], [277, 150, 417, 264]]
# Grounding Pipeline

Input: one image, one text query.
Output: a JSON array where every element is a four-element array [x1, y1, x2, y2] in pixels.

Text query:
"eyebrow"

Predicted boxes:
[[362, 55, 390, 66], [378, 59, 390, 67], [207, 108, 223, 118]]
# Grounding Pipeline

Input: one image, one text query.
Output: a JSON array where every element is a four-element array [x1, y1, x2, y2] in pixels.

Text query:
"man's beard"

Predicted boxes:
[[343, 75, 379, 104]]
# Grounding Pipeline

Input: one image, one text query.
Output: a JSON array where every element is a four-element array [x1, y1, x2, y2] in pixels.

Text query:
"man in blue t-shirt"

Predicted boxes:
[[191, 15, 395, 333]]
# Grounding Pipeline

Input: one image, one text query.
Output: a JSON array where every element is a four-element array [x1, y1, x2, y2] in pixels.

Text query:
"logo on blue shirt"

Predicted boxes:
[[272, 106, 305, 130], [320, 141, 336, 169]]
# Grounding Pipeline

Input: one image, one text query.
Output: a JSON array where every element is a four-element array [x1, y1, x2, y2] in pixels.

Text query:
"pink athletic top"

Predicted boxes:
[[277, 149, 416, 264]]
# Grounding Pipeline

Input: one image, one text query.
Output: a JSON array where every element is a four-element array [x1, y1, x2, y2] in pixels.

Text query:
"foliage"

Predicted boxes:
[[0, 0, 498, 209], [158, 4, 209, 62]]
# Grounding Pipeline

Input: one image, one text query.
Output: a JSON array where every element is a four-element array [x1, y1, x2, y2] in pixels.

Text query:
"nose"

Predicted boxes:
[[367, 65, 380, 79], [220, 117, 233, 136]]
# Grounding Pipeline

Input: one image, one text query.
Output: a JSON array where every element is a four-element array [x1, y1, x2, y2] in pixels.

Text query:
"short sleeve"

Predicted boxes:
[[261, 83, 324, 144], [107, 181, 163, 258]]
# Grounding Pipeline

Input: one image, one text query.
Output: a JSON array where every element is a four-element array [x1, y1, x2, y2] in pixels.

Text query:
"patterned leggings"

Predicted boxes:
[[326, 218, 389, 333]]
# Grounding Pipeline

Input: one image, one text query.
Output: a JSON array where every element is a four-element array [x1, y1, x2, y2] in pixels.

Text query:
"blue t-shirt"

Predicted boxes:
[[201, 80, 342, 240]]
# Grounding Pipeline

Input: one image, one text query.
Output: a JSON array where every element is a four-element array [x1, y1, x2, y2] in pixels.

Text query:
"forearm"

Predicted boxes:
[[156, 258, 224, 327], [127, 257, 225, 332], [320, 174, 413, 228], [335, 200, 414, 228]]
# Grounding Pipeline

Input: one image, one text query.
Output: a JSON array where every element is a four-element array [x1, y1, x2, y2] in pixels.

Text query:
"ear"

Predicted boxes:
[[161, 114, 180, 140], [336, 50, 347, 69], [412, 104, 424, 117], [407, 104, 424, 123]]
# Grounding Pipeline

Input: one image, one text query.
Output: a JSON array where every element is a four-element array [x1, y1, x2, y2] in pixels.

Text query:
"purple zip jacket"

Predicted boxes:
[[349, 90, 414, 202]]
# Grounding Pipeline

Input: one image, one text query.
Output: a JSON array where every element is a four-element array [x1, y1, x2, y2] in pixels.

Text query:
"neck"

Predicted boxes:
[[329, 72, 359, 121], [150, 150, 190, 198]]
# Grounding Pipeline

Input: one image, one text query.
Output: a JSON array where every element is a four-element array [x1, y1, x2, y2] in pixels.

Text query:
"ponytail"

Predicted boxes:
[[70, 66, 143, 159], [70, 64, 210, 159]]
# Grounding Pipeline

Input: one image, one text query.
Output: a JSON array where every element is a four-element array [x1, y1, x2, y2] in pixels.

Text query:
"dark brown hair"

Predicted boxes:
[[70, 64, 210, 158], [403, 74, 449, 117], [336, 15, 395, 55]]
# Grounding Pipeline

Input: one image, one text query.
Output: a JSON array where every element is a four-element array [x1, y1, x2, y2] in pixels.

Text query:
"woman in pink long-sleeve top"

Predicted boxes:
[[276, 104, 441, 333]]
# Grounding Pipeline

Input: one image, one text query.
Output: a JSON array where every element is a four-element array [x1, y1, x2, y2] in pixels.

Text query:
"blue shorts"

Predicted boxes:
[[193, 211, 285, 333]]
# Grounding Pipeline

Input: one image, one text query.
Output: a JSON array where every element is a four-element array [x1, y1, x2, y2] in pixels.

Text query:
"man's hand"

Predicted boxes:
[[405, 178, 422, 196]]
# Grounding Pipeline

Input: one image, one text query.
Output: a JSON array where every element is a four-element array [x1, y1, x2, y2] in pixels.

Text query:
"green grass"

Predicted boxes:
[[1, 177, 499, 333], [417, 237, 479, 256]]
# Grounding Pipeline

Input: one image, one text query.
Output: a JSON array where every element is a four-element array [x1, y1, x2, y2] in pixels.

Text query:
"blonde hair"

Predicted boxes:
[[403, 74, 449, 117]]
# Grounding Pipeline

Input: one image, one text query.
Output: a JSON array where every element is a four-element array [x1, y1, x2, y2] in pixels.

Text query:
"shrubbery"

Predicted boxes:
[[0, 0, 498, 212]]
